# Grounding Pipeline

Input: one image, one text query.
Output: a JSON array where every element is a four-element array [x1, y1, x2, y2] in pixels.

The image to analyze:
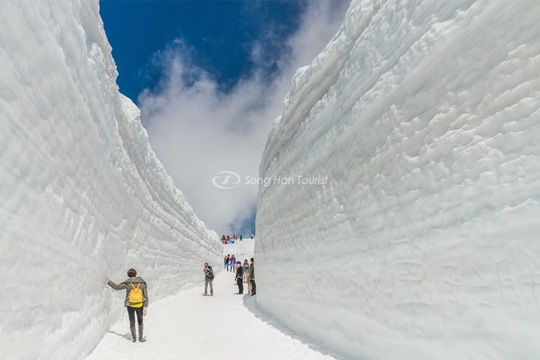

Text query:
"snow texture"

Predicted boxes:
[[85, 261, 339, 360], [256, 0, 540, 359], [86, 239, 337, 360], [0, 1, 221, 359], [85, 239, 322, 360]]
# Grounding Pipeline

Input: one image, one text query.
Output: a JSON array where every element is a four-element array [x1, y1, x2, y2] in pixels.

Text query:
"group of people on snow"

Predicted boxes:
[[224, 254, 237, 271], [233, 257, 256, 295], [205, 256, 256, 296], [221, 233, 254, 243], [105, 258, 255, 343]]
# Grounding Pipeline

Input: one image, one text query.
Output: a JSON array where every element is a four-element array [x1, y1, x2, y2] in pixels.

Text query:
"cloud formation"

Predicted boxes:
[[139, 1, 350, 236]]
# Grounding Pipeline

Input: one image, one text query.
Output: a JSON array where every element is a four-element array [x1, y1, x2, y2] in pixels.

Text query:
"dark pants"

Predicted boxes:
[[237, 278, 243, 294], [127, 306, 144, 327], [250, 279, 256, 295]]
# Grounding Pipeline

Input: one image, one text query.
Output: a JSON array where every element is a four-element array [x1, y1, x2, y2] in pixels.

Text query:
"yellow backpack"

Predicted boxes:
[[129, 283, 143, 307]]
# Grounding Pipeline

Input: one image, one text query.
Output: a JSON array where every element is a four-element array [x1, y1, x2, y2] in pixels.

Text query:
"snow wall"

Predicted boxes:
[[0, 1, 222, 359], [256, 0, 540, 359]]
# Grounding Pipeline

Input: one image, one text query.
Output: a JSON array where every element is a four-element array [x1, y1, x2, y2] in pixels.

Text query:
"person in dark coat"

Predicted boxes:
[[235, 262, 244, 294], [248, 258, 256, 296], [224, 254, 230, 271], [106, 268, 149, 342]]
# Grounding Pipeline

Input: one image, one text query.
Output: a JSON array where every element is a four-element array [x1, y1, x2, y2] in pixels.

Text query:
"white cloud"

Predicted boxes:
[[139, 1, 350, 235]]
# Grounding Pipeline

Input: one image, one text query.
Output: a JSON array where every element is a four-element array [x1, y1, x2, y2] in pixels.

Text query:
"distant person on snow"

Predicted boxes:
[[230, 255, 236, 272], [203, 263, 214, 296], [248, 258, 256, 296], [106, 268, 149, 342], [243, 259, 249, 284], [224, 254, 230, 271], [235, 262, 244, 295]]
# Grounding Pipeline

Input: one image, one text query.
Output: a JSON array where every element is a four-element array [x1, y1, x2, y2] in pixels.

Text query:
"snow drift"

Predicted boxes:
[[256, 0, 540, 359], [0, 1, 221, 359]]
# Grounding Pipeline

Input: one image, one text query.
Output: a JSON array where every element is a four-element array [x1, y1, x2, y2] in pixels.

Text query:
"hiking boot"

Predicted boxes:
[[130, 326, 137, 342], [138, 325, 146, 342], [202, 293, 208, 296]]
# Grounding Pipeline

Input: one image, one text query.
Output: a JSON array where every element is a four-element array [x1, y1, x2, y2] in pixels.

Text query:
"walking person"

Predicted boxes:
[[224, 254, 230, 271], [203, 263, 214, 296], [230, 255, 236, 272], [243, 259, 249, 284], [106, 268, 148, 342], [235, 262, 244, 294], [248, 258, 256, 296]]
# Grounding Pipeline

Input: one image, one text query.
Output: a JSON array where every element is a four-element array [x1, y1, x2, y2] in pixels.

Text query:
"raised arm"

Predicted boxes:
[[106, 279, 126, 291]]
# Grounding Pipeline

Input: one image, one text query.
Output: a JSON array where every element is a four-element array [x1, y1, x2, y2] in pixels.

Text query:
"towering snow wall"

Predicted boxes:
[[0, 1, 221, 359], [256, 0, 540, 359]]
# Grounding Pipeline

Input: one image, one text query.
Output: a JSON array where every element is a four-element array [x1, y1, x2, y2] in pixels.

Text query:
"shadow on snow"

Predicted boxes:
[[242, 295, 350, 360]]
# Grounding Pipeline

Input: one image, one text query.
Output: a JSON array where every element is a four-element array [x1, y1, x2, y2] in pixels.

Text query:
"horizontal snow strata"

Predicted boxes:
[[256, 0, 540, 359], [0, 1, 221, 359]]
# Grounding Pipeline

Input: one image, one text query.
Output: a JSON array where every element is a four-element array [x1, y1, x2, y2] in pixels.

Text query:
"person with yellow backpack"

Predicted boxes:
[[106, 268, 149, 342]]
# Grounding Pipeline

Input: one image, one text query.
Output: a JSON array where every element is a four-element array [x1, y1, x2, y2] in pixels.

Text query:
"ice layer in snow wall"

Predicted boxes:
[[256, 0, 540, 359], [0, 1, 221, 359]]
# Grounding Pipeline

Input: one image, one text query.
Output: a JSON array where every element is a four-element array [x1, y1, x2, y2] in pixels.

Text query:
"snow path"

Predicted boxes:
[[85, 269, 338, 360]]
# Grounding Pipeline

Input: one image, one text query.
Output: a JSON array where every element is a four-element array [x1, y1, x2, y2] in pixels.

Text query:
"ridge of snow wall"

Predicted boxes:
[[0, 1, 222, 359], [256, 0, 540, 359]]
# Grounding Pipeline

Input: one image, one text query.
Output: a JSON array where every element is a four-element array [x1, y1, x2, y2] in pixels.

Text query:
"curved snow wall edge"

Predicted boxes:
[[256, 0, 540, 359], [0, 1, 221, 359]]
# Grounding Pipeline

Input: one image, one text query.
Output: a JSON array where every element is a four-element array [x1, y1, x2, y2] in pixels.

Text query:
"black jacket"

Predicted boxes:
[[204, 267, 214, 279], [235, 266, 244, 280]]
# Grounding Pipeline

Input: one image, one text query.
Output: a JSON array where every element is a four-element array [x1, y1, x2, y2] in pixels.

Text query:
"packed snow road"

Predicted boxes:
[[85, 269, 338, 360]]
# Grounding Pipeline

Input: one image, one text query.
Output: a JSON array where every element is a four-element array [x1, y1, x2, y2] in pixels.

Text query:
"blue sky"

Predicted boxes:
[[100, 0, 305, 102], [99, 0, 349, 236]]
